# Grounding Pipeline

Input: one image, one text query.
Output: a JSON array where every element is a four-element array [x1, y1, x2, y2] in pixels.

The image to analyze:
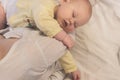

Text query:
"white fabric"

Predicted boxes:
[[0, 28, 66, 80], [6, 0, 18, 20], [71, 0, 120, 80], [100, 0, 120, 18]]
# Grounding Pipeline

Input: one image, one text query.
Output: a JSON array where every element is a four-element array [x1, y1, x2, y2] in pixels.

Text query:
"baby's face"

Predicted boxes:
[[0, 4, 6, 29], [55, 0, 92, 33]]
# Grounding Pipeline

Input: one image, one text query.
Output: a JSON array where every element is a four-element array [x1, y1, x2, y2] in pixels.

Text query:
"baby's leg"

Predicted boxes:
[[0, 38, 18, 60]]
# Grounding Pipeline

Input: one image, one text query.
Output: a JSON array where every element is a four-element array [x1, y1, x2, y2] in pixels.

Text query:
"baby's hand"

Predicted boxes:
[[71, 70, 80, 80], [62, 35, 74, 49], [54, 30, 74, 49]]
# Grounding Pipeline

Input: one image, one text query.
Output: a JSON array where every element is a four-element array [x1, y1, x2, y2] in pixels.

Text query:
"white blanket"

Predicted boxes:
[[70, 0, 120, 80]]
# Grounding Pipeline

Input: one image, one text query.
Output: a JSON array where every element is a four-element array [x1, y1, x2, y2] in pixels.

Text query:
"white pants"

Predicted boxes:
[[0, 28, 67, 80]]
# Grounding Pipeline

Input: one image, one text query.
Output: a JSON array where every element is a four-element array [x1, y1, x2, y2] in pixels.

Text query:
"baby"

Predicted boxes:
[[0, 0, 92, 80]]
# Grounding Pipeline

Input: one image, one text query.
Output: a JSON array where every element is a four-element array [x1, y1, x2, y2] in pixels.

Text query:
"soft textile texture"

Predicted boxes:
[[70, 0, 120, 80], [0, 28, 66, 80]]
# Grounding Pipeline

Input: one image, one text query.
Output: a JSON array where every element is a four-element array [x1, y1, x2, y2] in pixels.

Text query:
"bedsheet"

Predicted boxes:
[[70, 0, 120, 80]]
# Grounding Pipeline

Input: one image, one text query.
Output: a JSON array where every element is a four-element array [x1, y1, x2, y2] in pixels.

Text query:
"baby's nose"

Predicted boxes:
[[65, 18, 74, 26], [69, 18, 74, 25]]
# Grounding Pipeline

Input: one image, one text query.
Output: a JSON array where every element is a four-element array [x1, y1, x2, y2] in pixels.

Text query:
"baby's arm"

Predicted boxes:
[[31, 7, 74, 48], [59, 50, 77, 73], [59, 50, 80, 80], [54, 30, 74, 49]]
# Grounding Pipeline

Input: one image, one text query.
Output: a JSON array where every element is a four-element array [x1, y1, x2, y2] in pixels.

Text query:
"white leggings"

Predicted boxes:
[[0, 28, 66, 80]]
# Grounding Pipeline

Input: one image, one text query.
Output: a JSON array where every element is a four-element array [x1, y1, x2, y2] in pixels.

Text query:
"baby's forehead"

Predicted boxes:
[[75, 7, 91, 24], [74, 1, 91, 13]]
